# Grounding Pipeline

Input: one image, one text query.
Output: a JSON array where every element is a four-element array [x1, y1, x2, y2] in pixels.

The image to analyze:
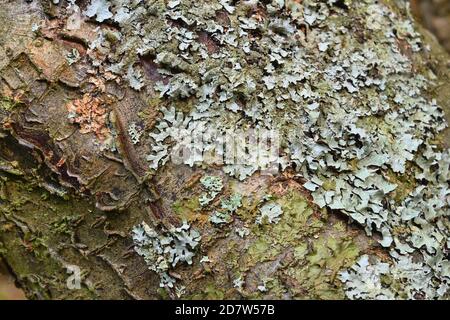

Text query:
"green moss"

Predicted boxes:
[[0, 241, 6, 255], [51, 215, 82, 236], [0, 96, 19, 112], [188, 282, 226, 300], [172, 197, 201, 222], [0, 177, 99, 299], [271, 192, 322, 244], [246, 237, 277, 263], [157, 287, 171, 299], [0, 160, 24, 176], [285, 235, 360, 299], [385, 165, 417, 203]]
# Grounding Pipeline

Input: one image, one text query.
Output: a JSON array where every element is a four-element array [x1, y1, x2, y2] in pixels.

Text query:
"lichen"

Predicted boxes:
[[198, 175, 223, 207], [285, 236, 360, 299], [209, 193, 242, 225], [208, 190, 362, 299], [255, 202, 283, 225], [0, 96, 19, 112], [66, 94, 110, 140], [131, 220, 201, 288], [69, 0, 450, 298], [127, 122, 143, 145], [65, 48, 80, 65]]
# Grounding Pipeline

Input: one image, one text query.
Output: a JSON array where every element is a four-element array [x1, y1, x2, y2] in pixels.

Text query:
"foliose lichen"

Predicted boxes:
[[132, 220, 201, 288], [70, 0, 450, 298]]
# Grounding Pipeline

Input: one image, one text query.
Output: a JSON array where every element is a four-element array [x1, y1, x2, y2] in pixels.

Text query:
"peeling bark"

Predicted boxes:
[[0, 0, 449, 300]]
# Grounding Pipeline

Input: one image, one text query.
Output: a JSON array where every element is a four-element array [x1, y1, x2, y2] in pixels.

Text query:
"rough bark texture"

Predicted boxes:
[[0, 0, 449, 300]]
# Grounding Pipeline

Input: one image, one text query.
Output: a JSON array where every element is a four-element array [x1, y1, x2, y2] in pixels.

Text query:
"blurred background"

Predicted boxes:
[[411, 0, 450, 52], [0, 0, 449, 300], [0, 259, 25, 300]]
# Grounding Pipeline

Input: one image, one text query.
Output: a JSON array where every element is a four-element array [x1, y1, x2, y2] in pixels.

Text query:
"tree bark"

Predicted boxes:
[[0, 0, 449, 300]]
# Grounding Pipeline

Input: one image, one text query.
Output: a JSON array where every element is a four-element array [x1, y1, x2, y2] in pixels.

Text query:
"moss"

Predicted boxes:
[[385, 165, 418, 203], [172, 197, 202, 223], [285, 236, 360, 299], [0, 176, 100, 299], [51, 215, 83, 236], [0, 241, 6, 255], [246, 237, 277, 263], [189, 190, 362, 298], [188, 282, 226, 300], [157, 287, 171, 299], [0, 160, 24, 176]]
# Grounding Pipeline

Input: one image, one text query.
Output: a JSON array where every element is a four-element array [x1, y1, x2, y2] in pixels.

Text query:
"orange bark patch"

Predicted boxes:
[[66, 94, 110, 140]]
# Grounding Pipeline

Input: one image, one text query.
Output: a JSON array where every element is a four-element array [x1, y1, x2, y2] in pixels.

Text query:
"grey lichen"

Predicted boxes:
[[128, 122, 143, 145], [256, 202, 283, 225], [84, 0, 113, 22], [209, 193, 242, 225], [235, 227, 250, 238], [76, 0, 450, 298], [199, 175, 223, 206], [131, 221, 201, 288], [66, 48, 80, 65]]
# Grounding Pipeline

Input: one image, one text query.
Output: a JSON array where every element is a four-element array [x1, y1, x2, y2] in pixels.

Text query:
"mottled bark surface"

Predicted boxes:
[[0, 0, 449, 300]]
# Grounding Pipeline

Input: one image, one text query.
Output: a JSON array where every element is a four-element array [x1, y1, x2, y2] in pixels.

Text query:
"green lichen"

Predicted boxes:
[[190, 189, 363, 299], [26, 0, 448, 299], [0, 175, 100, 299], [199, 175, 223, 206], [188, 282, 226, 300], [246, 237, 277, 263], [172, 197, 201, 222], [385, 166, 418, 203], [0, 96, 19, 112], [286, 237, 360, 299]]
